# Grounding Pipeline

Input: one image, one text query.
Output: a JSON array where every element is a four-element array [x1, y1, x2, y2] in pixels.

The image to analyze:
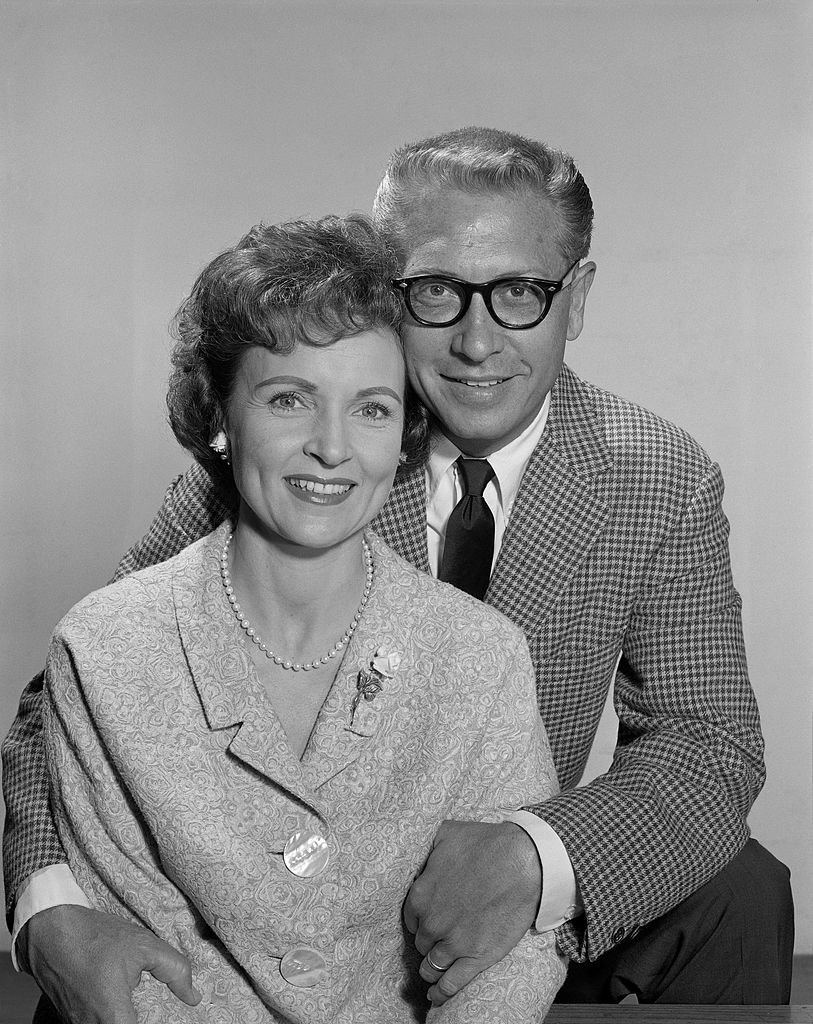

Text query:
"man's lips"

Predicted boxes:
[[442, 375, 512, 387]]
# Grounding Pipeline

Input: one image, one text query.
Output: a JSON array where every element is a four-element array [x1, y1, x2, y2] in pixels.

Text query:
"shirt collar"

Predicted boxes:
[[426, 393, 551, 513]]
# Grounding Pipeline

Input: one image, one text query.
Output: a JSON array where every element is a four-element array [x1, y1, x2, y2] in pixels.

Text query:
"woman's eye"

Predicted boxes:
[[268, 392, 305, 411], [358, 402, 390, 421]]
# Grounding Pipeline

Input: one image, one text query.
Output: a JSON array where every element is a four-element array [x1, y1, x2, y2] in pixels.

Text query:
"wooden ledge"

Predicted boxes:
[[547, 1007, 813, 1023]]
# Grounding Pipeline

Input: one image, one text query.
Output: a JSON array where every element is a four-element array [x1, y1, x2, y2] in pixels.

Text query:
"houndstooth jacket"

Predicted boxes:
[[2, 364, 765, 963]]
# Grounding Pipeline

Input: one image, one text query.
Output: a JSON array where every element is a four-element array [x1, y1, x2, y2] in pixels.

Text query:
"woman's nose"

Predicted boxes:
[[303, 411, 351, 466]]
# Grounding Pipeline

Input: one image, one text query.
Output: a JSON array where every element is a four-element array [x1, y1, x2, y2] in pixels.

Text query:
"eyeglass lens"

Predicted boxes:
[[408, 278, 548, 327]]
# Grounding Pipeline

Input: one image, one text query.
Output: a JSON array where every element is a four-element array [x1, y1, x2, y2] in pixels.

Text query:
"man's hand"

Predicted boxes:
[[18, 905, 201, 1024], [403, 820, 542, 1007]]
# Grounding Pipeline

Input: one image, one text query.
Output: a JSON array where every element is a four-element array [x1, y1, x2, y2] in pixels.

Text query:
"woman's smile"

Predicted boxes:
[[285, 474, 356, 504]]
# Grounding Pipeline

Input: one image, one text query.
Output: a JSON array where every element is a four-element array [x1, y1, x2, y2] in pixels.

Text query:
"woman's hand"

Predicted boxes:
[[18, 905, 201, 1024], [404, 820, 542, 1006]]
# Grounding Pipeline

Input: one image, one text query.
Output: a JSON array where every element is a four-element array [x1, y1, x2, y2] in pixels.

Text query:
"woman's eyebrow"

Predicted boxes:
[[356, 386, 403, 404], [254, 375, 317, 392]]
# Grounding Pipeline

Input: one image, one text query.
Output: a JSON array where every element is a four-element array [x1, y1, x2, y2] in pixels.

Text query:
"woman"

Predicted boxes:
[[43, 215, 565, 1023]]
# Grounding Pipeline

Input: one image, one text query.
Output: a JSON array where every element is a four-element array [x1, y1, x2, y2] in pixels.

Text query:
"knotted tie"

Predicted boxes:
[[439, 457, 495, 600]]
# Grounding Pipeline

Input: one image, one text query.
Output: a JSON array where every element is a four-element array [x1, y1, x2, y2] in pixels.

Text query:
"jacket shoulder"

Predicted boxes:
[[556, 367, 719, 503], [366, 532, 527, 649], [53, 531, 213, 641], [569, 370, 711, 463]]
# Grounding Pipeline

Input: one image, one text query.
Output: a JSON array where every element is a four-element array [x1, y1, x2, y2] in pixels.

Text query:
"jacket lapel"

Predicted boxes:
[[173, 529, 411, 805], [172, 527, 323, 815], [486, 366, 613, 634]]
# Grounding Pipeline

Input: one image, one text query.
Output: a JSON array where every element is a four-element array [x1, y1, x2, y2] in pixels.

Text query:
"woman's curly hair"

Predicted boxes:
[[167, 214, 428, 506]]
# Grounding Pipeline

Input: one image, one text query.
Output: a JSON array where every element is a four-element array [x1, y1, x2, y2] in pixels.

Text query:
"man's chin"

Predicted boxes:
[[434, 415, 524, 458]]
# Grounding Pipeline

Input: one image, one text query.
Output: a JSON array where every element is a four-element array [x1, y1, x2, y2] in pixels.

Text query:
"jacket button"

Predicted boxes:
[[283, 830, 330, 877], [611, 926, 626, 945], [280, 947, 328, 987]]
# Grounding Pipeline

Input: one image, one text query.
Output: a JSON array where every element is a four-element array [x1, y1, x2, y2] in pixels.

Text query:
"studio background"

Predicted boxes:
[[1, 0, 811, 953]]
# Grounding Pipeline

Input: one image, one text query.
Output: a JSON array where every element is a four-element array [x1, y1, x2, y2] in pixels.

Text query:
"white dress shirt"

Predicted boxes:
[[426, 395, 582, 933]]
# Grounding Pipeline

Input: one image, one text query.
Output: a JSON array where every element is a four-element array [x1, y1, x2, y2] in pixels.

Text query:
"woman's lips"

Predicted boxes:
[[285, 476, 355, 505]]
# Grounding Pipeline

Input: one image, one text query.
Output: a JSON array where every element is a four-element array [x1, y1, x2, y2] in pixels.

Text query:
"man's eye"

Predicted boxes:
[[414, 280, 456, 304], [497, 282, 542, 308]]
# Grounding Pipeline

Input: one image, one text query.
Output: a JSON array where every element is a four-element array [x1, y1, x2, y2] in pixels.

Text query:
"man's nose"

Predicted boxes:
[[303, 410, 351, 466], [451, 293, 504, 362]]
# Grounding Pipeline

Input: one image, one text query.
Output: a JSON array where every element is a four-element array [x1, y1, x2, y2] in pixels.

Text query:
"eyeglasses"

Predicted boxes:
[[392, 261, 580, 330]]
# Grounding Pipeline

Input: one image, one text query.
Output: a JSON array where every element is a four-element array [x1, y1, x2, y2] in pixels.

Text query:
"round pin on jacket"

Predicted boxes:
[[280, 947, 328, 987], [283, 830, 330, 877]]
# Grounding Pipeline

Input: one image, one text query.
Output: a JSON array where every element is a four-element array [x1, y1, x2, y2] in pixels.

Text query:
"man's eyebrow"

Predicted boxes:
[[406, 268, 550, 280]]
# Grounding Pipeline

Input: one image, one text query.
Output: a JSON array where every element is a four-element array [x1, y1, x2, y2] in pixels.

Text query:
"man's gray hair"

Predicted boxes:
[[372, 126, 594, 266]]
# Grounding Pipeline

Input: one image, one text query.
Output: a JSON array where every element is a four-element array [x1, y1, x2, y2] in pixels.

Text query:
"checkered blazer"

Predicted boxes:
[[2, 364, 764, 963]]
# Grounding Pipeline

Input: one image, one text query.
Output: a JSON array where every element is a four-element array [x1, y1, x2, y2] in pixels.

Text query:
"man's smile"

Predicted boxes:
[[442, 374, 514, 388]]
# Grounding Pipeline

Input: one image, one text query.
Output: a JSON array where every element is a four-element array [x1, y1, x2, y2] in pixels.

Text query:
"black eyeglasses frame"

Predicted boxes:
[[391, 260, 580, 331]]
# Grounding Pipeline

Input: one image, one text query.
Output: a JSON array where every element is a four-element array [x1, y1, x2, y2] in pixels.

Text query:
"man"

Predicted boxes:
[[3, 127, 793, 1021]]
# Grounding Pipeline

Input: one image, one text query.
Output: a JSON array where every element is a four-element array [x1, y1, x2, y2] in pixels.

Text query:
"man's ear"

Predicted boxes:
[[566, 261, 596, 341]]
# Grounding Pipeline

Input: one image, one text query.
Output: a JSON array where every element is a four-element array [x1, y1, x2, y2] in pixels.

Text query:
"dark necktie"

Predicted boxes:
[[439, 457, 495, 600]]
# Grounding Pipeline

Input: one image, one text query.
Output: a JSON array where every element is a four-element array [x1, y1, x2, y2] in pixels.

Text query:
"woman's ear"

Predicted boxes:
[[209, 430, 231, 464]]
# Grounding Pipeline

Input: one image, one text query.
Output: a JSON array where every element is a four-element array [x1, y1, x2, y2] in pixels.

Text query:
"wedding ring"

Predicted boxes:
[[426, 951, 447, 973]]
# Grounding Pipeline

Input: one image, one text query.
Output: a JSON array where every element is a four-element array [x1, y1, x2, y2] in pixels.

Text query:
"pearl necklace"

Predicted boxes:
[[220, 531, 374, 672]]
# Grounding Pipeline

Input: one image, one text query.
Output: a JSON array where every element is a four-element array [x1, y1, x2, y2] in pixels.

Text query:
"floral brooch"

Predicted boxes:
[[350, 647, 402, 724]]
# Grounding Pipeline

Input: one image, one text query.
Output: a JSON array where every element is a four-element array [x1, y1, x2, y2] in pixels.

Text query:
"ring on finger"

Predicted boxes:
[[426, 951, 448, 973]]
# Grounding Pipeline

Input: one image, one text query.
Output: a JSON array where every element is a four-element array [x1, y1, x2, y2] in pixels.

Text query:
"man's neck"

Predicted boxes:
[[429, 394, 552, 461]]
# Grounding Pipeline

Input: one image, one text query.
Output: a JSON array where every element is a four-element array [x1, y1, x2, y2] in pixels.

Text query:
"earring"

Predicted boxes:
[[209, 430, 231, 464], [398, 452, 408, 465]]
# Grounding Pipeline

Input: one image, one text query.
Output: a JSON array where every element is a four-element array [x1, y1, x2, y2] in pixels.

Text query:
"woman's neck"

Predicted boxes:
[[226, 519, 369, 660]]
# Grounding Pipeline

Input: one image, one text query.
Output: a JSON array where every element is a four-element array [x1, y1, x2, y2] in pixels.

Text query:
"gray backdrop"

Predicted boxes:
[[1, 0, 810, 953]]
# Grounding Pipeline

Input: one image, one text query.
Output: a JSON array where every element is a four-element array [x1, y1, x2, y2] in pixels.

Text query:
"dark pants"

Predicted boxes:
[[555, 839, 794, 1004]]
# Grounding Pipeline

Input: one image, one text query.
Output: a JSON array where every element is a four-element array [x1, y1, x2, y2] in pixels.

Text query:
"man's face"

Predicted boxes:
[[399, 189, 594, 457]]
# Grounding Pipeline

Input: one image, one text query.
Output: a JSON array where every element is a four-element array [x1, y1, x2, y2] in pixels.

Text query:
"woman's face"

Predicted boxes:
[[225, 329, 405, 552]]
